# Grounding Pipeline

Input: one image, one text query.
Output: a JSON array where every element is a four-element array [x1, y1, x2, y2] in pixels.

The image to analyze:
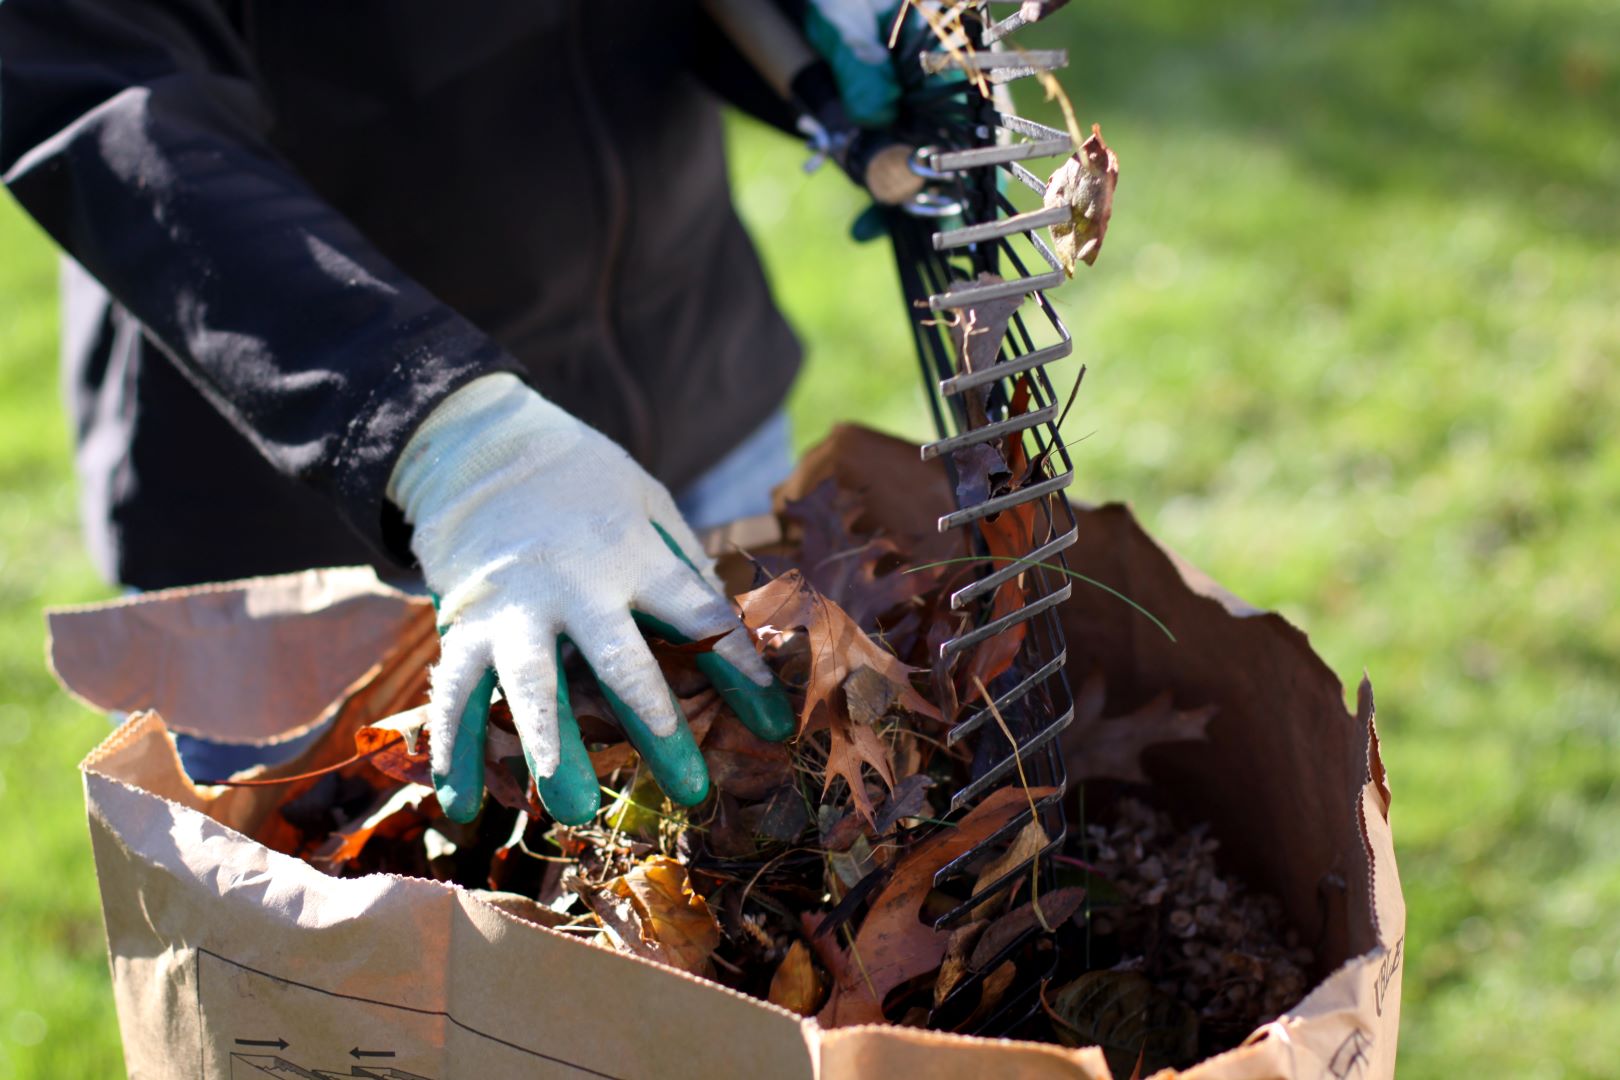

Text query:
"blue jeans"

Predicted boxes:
[[172, 410, 794, 780]]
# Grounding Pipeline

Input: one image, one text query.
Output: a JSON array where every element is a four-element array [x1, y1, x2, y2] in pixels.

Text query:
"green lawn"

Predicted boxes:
[[2, 0, 1617, 1075]]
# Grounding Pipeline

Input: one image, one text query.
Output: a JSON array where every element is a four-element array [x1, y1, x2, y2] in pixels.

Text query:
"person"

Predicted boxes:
[[0, 0, 903, 821]]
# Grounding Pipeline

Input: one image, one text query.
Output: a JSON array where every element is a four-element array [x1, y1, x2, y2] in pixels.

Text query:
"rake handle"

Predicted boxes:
[[701, 0, 927, 207]]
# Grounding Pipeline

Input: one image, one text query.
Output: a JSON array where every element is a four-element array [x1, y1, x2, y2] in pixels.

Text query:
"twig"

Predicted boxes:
[[906, 0, 991, 98]]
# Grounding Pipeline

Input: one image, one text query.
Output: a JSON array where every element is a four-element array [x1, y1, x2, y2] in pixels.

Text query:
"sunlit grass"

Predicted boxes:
[[1, 0, 1615, 1075]]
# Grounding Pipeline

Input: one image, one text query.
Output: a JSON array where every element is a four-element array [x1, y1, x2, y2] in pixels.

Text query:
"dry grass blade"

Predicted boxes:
[[973, 674, 1051, 931]]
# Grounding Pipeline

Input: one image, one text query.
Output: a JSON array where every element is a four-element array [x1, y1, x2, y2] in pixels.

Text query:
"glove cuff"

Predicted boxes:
[[387, 373, 577, 528]]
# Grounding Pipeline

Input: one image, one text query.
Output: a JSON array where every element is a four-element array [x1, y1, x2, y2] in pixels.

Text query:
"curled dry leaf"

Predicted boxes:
[[1045, 969, 1200, 1076], [736, 570, 939, 732], [824, 710, 896, 827], [815, 786, 1055, 1028], [970, 818, 1050, 919], [768, 940, 826, 1016], [968, 886, 1086, 972], [1044, 123, 1119, 275], [934, 921, 988, 1008], [355, 707, 433, 789], [356, 705, 536, 812], [588, 856, 721, 977], [827, 664, 909, 826]]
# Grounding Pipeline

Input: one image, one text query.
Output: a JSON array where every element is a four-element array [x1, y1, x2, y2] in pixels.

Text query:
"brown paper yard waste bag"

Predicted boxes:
[[52, 430, 1403, 1079]]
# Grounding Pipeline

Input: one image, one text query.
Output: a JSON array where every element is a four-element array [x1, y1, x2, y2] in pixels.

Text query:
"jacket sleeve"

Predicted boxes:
[[0, 0, 526, 560]]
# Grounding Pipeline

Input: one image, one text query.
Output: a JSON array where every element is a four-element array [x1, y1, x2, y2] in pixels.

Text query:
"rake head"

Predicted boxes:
[[877, 0, 1087, 1034]]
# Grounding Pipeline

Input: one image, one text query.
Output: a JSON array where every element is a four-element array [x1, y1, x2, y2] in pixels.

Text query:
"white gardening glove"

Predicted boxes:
[[388, 374, 793, 825]]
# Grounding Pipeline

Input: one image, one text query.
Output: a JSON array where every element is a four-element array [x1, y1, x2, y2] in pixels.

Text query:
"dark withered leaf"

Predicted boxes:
[[967, 885, 1086, 971], [1045, 970, 1199, 1076], [780, 480, 941, 630], [703, 710, 794, 800], [872, 773, 935, 835], [1065, 670, 1216, 784], [951, 442, 1011, 510], [739, 785, 812, 843], [705, 792, 760, 859], [939, 274, 1023, 430], [933, 921, 987, 1009], [845, 663, 903, 728]]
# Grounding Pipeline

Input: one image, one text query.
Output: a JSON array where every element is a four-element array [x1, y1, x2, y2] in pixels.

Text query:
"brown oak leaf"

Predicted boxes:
[[780, 480, 942, 630], [736, 570, 940, 734], [1065, 668, 1216, 784], [824, 698, 898, 827], [814, 785, 1054, 1027]]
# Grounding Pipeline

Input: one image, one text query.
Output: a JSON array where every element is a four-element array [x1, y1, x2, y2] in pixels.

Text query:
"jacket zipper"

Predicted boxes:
[[565, 0, 656, 467]]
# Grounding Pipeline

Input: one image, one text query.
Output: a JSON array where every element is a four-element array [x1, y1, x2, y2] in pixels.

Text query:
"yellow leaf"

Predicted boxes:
[[607, 856, 721, 976], [767, 940, 825, 1016]]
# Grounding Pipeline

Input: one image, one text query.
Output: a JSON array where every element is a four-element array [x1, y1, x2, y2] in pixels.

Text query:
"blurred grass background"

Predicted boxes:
[[1, 0, 1616, 1075]]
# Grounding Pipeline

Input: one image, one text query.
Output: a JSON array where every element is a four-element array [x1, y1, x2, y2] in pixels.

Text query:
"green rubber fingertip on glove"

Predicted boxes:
[[851, 204, 888, 243], [531, 642, 603, 826], [696, 652, 797, 741], [599, 682, 710, 807], [645, 525, 797, 742], [435, 667, 495, 824], [527, 716, 600, 827], [634, 610, 797, 744]]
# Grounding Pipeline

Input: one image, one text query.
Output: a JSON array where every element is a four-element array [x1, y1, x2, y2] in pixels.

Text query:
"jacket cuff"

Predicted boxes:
[[330, 315, 529, 567]]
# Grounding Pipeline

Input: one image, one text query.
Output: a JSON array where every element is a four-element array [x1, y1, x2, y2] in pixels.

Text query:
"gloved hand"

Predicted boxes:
[[804, 0, 903, 128], [388, 374, 794, 826], [804, 0, 965, 242]]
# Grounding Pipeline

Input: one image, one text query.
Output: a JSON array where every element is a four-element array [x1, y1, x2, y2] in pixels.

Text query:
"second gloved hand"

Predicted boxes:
[[804, 0, 902, 128], [389, 373, 792, 825]]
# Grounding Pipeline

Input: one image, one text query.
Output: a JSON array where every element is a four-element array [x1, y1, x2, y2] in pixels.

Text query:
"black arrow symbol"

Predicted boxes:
[[350, 1047, 396, 1060], [233, 1037, 289, 1050]]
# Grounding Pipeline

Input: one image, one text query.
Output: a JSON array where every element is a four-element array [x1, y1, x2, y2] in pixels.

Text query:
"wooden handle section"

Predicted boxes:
[[701, 0, 817, 100]]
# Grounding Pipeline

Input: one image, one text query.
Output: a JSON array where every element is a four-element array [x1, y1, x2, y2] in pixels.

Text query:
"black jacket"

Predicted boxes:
[[0, 0, 801, 588]]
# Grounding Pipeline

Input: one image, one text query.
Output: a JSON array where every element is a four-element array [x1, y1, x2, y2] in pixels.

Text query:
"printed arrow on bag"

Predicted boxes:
[[350, 1047, 397, 1059], [233, 1037, 289, 1050]]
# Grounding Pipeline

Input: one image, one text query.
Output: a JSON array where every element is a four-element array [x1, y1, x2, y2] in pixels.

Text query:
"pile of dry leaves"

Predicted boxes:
[[242, 434, 1312, 1075]]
